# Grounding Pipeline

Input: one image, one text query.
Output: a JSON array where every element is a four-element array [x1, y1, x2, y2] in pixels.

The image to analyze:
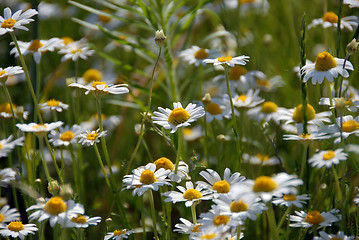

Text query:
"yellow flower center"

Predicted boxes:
[[34, 124, 46, 130], [0, 102, 16, 114], [192, 224, 202, 232], [0, 213, 4, 222], [261, 101, 278, 113], [0, 70, 7, 78], [283, 194, 297, 201], [213, 215, 230, 226], [212, 180, 230, 193], [256, 154, 269, 162], [86, 132, 98, 141], [345, 99, 354, 106], [300, 133, 311, 139], [330, 238, 342, 240], [44, 197, 67, 215], [194, 49, 209, 59], [323, 150, 336, 160], [229, 66, 247, 80], [292, 104, 316, 123], [114, 229, 126, 236], [154, 157, 174, 171], [71, 215, 87, 223], [305, 211, 325, 225], [91, 81, 108, 89], [201, 234, 217, 239], [1, 19, 16, 28], [71, 49, 82, 54], [218, 56, 232, 62], [62, 37, 74, 45], [60, 131, 75, 142], [28, 40, 44, 52], [230, 200, 248, 212], [46, 99, 60, 107], [256, 78, 271, 87], [83, 69, 103, 83], [253, 176, 277, 192], [183, 128, 193, 136], [322, 12, 338, 23], [206, 102, 222, 115], [183, 189, 203, 200], [139, 170, 157, 184], [315, 51, 337, 72], [342, 120, 359, 132], [236, 95, 247, 102], [7, 221, 24, 232], [168, 107, 190, 126]]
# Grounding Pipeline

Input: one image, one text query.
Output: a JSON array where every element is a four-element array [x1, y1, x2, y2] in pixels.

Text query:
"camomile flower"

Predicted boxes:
[[245, 71, 284, 92], [0, 7, 38, 35], [344, 0, 359, 8], [104, 229, 134, 240], [0, 168, 16, 187], [58, 38, 95, 62], [201, 98, 231, 122], [196, 168, 245, 197], [308, 148, 348, 169], [153, 157, 190, 183], [162, 181, 213, 207], [0, 221, 38, 240], [198, 206, 242, 229], [289, 209, 341, 228], [203, 55, 250, 67], [0, 205, 20, 225], [232, 89, 264, 110], [76, 68, 116, 86], [174, 218, 202, 235], [272, 194, 310, 208], [190, 225, 229, 240], [354, 194, 359, 204], [247, 101, 284, 123], [27, 197, 84, 227], [122, 163, 171, 196], [152, 102, 205, 133], [0, 102, 29, 119], [78, 129, 107, 146], [49, 124, 82, 147], [179, 46, 219, 66], [307, 12, 358, 31], [314, 231, 355, 240], [0, 66, 23, 83], [320, 115, 359, 143], [301, 51, 354, 84], [69, 81, 129, 96], [39, 99, 69, 112], [0, 135, 24, 158], [242, 153, 280, 166], [183, 126, 202, 141], [16, 121, 63, 137], [61, 214, 101, 228], [319, 97, 359, 113]]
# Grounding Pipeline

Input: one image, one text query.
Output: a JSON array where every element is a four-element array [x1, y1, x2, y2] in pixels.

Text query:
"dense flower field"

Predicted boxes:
[[0, 0, 359, 239]]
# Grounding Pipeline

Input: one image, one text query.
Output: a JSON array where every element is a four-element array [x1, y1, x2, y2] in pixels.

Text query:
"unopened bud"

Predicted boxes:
[[59, 184, 74, 200], [48, 180, 60, 196], [154, 30, 166, 46], [346, 39, 359, 56], [216, 134, 230, 142], [0, 198, 8, 208], [335, 98, 347, 112], [35, 178, 41, 183], [201, 93, 212, 105]]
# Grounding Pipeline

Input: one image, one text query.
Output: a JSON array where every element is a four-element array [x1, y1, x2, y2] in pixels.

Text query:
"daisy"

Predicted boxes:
[[283, 132, 329, 141], [77, 68, 108, 86], [58, 38, 95, 62], [153, 157, 190, 183], [16, 121, 63, 137], [247, 101, 284, 123], [272, 194, 310, 208], [308, 149, 347, 169], [0, 135, 24, 158], [122, 163, 171, 196], [354, 194, 359, 204], [10, 38, 63, 63], [319, 97, 359, 112], [196, 168, 245, 197], [179, 46, 219, 66], [0, 205, 20, 225], [80, 114, 122, 131], [344, 0, 359, 8], [307, 12, 358, 31], [78, 129, 107, 146], [238, 173, 303, 202], [162, 181, 213, 207], [174, 218, 202, 235], [0, 221, 38, 240], [190, 225, 229, 240], [0, 7, 38, 35], [314, 231, 355, 240], [39, 99, 69, 112], [289, 209, 341, 228], [203, 55, 250, 67], [49, 124, 82, 147], [320, 115, 359, 143], [212, 65, 250, 93], [242, 153, 280, 166], [246, 71, 284, 92], [61, 214, 101, 228], [198, 206, 242, 229], [104, 229, 134, 240], [0, 102, 29, 119], [0, 66, 23, 83], [232, 89, 264, 110], [0, 168, 16, 187], [69, 81, 129, 96], [152, 102, 205, 133], [201, 98, 231, 122], [183, 126, 203, 141], [27, 197, 84, 227], [301, 51, 354, 84]]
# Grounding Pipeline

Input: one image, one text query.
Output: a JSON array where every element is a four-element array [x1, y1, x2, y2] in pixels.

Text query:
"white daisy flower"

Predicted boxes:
[[104, 229, 134, 240], [320, 115, 359, 143], [212, 66, 250, 93], [314, 231, 355, 240], [319, 97, 359, 112], [122, 163, 171, 196], [0, 7, 38, 35], [76, 68, 116, 86], [232, 89, 264, 110], [190, 225, 229, 240], [78, 129, 107, 146], [179, 46, 219, 66], [69, 81, 129, 96], [174, 218, 202, 235], [162, 181, 213, 207], [246, 71, 284, 92], [0, 221, 38, 240], [16, 121, 63, 137], [239, 173, 303, 202], [272, 194, 310, 208], [0, 205, 20, 225], [58, 38, 95, 62], [0, 102, 29, 120], [201, 98, 231, 123], [0, 135, 24, 158], [354, 194, 359, 204], [289, 209, 341, 228], [198, 206, 242, 229], [153, 157, 190, 183], [152, 102, 205, 133], [196, 168, 245, 197], [247, 101, 285, 123], [39, 99, 69, 112], [0, 66, 23, 83], [307, 12, 358, 31], [61, 214, 101, 228], [301, 51, 354, 85], [0, 168, 16, 187], [242, 153, 280, 166], [49, 124, 82, 147], [183, 126, 203, 141], [283, 123, 330, 141], [308, 148, 348, 169], [203, 55, 250, 67], [344, 0, 359, 8], [10, 38, 63, 63], [27, 197, 84, 227]]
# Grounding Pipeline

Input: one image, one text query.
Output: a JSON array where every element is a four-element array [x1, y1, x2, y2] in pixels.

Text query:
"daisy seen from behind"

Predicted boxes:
[[308, 148, 348, 169], [0, 7, 38, 35], [104, 229, 134, 240], [0, 221, 38, 240], [152, 102, 205, 133], [0, 135, 24, 158], [289, 209, 341, 229]]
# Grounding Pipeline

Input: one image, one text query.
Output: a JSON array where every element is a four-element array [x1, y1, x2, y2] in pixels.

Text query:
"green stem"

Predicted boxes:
[[173, 128, 183, 175], [266, 202, 279, 240], [142, 198, 146, 240], [93, 144, 111, 188], [149, 189, 159, 240], [332, 165, 343, 203], [2, 83, 18, 134], [38, 136, 51, 182], [191, 204, 197, 225], [278, 206, 292, 230], [44, 136, 64, 184]]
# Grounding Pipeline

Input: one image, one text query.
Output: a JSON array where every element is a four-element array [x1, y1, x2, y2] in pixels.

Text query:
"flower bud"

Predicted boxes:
[[154, 30, 166, 46], [48, 180, 60, 196], [346, 39, 358, 56], [201, 93, 212, 105], [59, 184, 74, 200]]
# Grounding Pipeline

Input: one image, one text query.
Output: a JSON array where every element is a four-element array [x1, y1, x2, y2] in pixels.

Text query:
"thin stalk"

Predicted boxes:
[[173, 128, 183, 175], [93, 144, 111, 188], [148, 189, 159, 240], [2, 83, 18, 134], [278, 206, 292, 230], [142, 198, 146, 240], [203, 113, 209, 166], [338, 54, 350, 98], [38, 136, 51, 182], [191, 204, 197, 225], [70, 147, 80, 202], [332, 165, 343, 203], [44, 136, 63, 184], [300, 15, 308, 134], [266, 202, 279, 240]]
